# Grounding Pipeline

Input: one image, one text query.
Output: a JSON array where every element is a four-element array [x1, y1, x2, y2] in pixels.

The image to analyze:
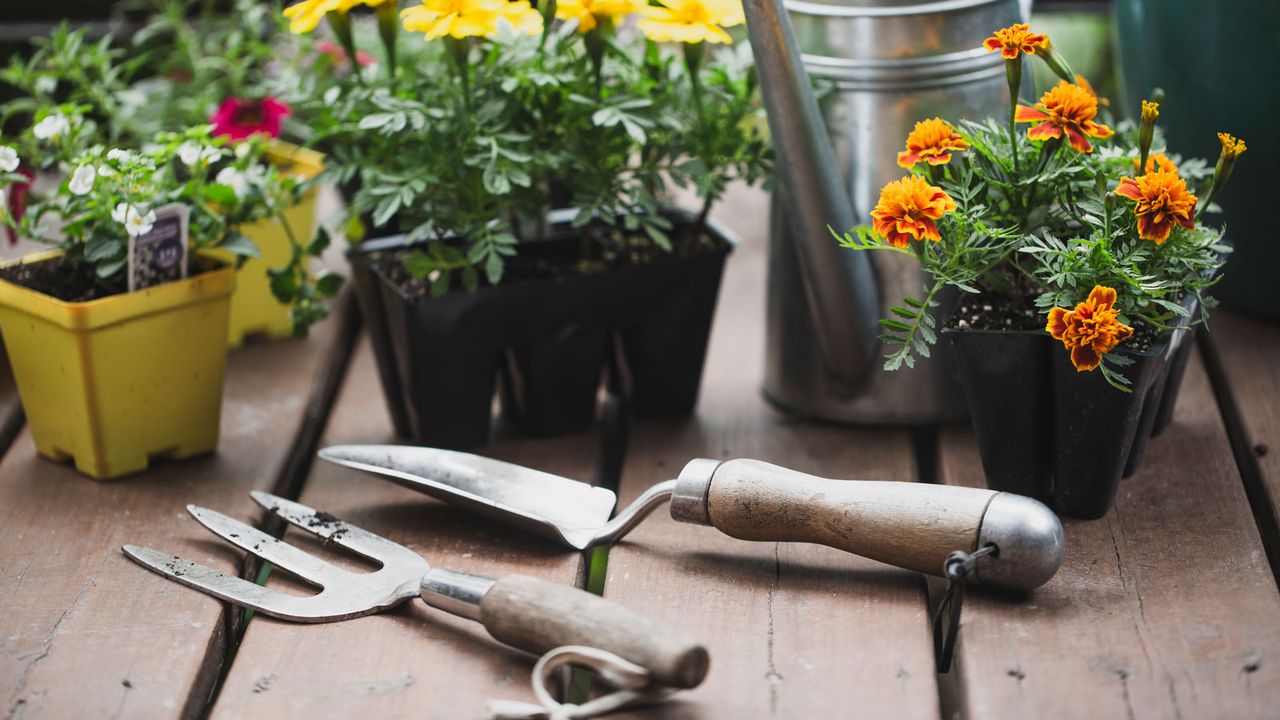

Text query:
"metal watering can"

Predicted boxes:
[[745, 0, 1026, 423]]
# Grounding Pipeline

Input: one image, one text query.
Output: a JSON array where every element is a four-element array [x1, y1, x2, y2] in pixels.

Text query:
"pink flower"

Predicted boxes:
[[315, 40, 377, 69], [209, 97, 292, 142]]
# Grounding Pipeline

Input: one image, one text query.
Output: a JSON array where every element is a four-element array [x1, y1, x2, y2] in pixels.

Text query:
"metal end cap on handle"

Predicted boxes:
[[669, 458, 722, 526], [974, 493, 1065, 591]]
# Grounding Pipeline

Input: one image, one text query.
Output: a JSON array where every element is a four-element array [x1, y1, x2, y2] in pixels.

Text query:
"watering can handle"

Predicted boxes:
[[669, 458, 1065, 591], [740, 0, 882, 390]]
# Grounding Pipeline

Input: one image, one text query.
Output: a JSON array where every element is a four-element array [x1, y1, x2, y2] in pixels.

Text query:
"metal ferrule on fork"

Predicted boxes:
[[419, 568, 496, 621]]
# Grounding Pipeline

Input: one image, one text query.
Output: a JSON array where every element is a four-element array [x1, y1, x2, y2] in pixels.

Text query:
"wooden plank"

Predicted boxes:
[[940, 349, 1280, 719], [210, 337, 598, 719], [1204, 310, 1280, 556], [0, 297, 353, 719], [603, 185, 941, 719]]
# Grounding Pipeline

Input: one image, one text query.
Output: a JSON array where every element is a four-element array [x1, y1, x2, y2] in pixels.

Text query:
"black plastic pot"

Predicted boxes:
[[349, 210, 734, 449], [945, 323, 1191, 519]]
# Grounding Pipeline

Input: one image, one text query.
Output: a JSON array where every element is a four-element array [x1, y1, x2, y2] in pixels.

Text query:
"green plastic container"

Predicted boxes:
[[1114, 0, 1280, 318]]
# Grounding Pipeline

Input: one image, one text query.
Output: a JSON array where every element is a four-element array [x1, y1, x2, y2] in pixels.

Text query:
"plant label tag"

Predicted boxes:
[[128, 203, 189, 292]]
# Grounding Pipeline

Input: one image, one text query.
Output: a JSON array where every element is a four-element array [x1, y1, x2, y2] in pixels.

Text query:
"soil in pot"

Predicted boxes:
[[0, 254, 225, 301]]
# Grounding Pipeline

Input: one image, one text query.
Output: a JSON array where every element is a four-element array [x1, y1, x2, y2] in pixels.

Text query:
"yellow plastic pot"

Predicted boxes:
[[0, 252, 235, 480], [222, 141, 325, 347]]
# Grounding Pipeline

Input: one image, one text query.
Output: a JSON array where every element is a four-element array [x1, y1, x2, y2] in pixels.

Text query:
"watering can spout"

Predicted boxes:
[[741, 0, 882, 391]]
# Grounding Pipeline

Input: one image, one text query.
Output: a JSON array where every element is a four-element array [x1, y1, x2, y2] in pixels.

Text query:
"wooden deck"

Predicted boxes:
[[2, 184, 1279, 719]]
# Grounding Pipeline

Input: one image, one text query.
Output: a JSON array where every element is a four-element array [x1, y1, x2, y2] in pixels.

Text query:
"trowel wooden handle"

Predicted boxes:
[[707, 459, 995, 576], [479, 574, 709, 689]]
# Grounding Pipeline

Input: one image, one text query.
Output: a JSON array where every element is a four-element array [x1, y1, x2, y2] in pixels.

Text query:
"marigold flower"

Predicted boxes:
[[982, 23, 1048, 59], [1076, 74, 1109, 106], [1115, 169, 1197, 244], [638, 0, 744, 45], [1141, 100, 1159, 124], [1047, 285, 1134, 372], [557, 0, 646, 32], [870, 176, 957, 249], [1218, 132, 1246, 161], [1132, 151, 1178, 175], [283, 0, 339, 34], [1014, 80, 1114, 153], [896, 118, 970, 168], [401, 0, 512, 39], [336, 0, 394, 8], [500, 0, 545, 35]]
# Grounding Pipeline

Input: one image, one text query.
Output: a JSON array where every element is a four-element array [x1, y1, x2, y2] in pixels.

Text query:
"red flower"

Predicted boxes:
[[209, 97, 292, 142], [5, 166, 34, 246]]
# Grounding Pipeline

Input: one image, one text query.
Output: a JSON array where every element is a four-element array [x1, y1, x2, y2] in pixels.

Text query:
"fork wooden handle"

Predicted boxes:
[[479, 574, 709, 689]]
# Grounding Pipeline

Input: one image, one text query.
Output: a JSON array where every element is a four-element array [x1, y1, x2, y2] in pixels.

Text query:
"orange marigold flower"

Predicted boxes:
[[982, 23, 1048, 59], [896, 118, 970, 168], [1075, 73, 1109, 106], [1133, 151, 1178, 175], [1046, 285, 1134, 372], [1218, 132, 1246, 160], [1015, 81, 1114, 153], [1115, 169, 1197, 244], [870, 176, 957, 249]]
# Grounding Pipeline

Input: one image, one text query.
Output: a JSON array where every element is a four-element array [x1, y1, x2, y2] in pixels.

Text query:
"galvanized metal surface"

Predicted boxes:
[[754, 0, 1024, 422]]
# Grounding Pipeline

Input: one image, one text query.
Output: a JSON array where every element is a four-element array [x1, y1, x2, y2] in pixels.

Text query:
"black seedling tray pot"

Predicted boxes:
[[349, 209, 733, 449], [945, 320, 1190, 520]]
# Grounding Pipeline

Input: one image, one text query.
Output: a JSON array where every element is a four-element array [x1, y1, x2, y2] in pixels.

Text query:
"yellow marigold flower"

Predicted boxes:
[[1114, 169, 1197, 244], [896, 117, 970, 168], [1047, 285, 1134, 372], [1218, 132, 1246, 160], [1076, 74, 1109, 106], [870, 176, 957, 249], [501, 0, 544, 34], [336, 0, 394, 8], [1014, 80, 1114, 153], [557, 0, 646, 32], [1141, 100, 1159, 123], [638, 0, 744, 45], [982, 23, 1048, 59], [1132, 151, 1178, 175], [283, 0, 339, 34], [401, 0, 510, 39]]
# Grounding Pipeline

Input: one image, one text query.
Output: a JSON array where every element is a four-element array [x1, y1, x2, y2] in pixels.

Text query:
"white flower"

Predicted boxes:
[[234, 143, 251, 160], [121, 205, 156, 237], [0, 188, 7, 219], [178, 142, 202, 167], [215, 167, 249, 199], [33, 113, 71, 142], [98, 165, 116, 179], [34, 76, 57, 95], [0, 146, 18, 173], [107, 148, 131, 163], [68, 165, 96, 195], [112, 203, 130, 225]]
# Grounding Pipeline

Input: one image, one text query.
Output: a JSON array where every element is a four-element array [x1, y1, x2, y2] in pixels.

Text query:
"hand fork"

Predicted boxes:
[[123, 491, 709, 689]]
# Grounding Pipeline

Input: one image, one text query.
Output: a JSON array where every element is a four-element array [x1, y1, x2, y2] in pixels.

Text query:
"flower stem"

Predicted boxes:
[[376, 2, 399, 85], [326, 11, 364, 85], [1004, 58, 1022, 173]]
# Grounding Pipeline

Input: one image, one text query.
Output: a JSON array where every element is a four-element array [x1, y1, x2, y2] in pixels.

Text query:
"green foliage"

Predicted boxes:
[[284, 17, 771, 289]]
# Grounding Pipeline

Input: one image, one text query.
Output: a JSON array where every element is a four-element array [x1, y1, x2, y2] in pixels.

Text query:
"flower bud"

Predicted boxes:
[[1137, 99, 1158, 174], [1198, 132, 1246, 218], [1035, 38, 1076, 84]]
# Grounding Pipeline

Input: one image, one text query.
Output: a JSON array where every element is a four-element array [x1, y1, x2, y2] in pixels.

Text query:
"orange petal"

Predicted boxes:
[[1115, 178, 1141, 201], [1070, 345, 1102, 372], [1026, 122, 1062, 142], [1115, 323, 1134, 341], [1087, 285, 1117, 309], [896, 150, 919, 168], [1064, 126, 1093, 153], [1137, 215, 1171, 244], [983, 38, 1002, 52], [1014, 105, 1049, 123], [1087, 121, 1114, 139], [925, 152, 952, 165], [1046, 307, 1070, 340], [918, 218, 941, 242]]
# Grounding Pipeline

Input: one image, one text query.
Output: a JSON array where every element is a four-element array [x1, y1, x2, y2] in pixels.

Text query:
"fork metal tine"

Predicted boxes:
[[186, 505, 350, 588], [121, 545, 359, 622], [249, 491, 427, 570]]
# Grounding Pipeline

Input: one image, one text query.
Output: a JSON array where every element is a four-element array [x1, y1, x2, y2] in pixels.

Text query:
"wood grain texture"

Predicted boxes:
[[940, 349, 1280, 719], [481, 574, 709, 689], [1208, 311, 1280, 540], [210, 338, 597, 720], [0, 299, 351, 719], [707, 459, 994, 577], [603, 184, 941, 720]]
